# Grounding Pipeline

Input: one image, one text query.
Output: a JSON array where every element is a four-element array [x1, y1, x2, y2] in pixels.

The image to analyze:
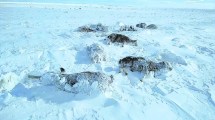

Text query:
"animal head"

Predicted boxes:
[[129, 40, 137, 46], [158, 61, 172, 71], [107, 33, 117, 40], [147, 61, 172, 72], [65, 74, 78, 87], [60, 67, 65, 73], [119, 56, 133, 64], [108, 33, 130, 41]]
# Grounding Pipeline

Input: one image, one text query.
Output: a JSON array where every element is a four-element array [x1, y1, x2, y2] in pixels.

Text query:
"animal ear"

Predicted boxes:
[[110, 75, 113, 78], [60, 67, 65, 73]]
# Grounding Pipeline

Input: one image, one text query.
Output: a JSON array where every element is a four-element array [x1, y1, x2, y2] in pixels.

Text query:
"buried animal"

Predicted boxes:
[[87, 43, 106, 63], [146, 24, 157, 29], [136, 23, 147, 28], [118, 56, 172, 77], [77, 23, 108, 32], [106, 33, 137, 47], [136, 23, 157, 29], [59, 71, 114, 92], [29, 68, 113, 93], [119, 25, 137, 31], [114, 22, 137, 32], [119, 56, 148, 76]]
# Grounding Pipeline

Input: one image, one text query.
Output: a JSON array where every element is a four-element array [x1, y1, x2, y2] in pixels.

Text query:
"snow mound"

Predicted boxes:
[[87, 43, 106, 63], [0, 72, 20, 92]]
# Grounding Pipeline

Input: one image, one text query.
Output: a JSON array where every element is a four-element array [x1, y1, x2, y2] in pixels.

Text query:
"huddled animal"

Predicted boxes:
[[77, 26, 94, 32], [77, 23, 108, 32], [64, 72, 113, 86], [106, 33, 137, 47], [114, 22, 137, 32], [60, 71, 114, 92], [119, 25, 137, 31], [119, 56, 146, 74], [136, 23, 147, 28], [136, 23, 157, 29], [118, 56, 172, 77], [90, 23, 108, 32], [146, 24, 157, 29], [146, 61, 172, 73], [87, 43, 106, 63]]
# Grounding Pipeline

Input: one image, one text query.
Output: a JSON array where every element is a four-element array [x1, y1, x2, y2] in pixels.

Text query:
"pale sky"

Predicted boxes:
[[1, 0, 215, 9]]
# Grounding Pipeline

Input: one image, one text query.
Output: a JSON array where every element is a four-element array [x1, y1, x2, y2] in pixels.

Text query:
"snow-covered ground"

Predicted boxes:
[[0, 2, 215, 120]]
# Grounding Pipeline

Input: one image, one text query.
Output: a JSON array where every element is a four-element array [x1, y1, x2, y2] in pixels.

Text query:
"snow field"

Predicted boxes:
[[0, 2, 215, 120]]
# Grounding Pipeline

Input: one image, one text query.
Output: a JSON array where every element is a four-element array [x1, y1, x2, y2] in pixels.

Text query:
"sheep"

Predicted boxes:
[[119, 25, 137, 31], [136, 23, 147, 28], [146, 24, 157, 29], [106, 33, 137, 47], [64, 72, 113, 86], [118, 56, 146, 75], [77, 26, 95, 32], [77, 23, 108, 32], [60, 71, 114, 93], [90, 23, 108, 32], [114, 22, 137, 32], [118, 56, 172, 77]]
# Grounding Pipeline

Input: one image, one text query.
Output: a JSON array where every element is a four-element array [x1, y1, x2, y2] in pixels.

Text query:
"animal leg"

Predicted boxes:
[[121, 43, 124, 47], [119, 67, 123, 73], [123, 68, 128, 75]]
